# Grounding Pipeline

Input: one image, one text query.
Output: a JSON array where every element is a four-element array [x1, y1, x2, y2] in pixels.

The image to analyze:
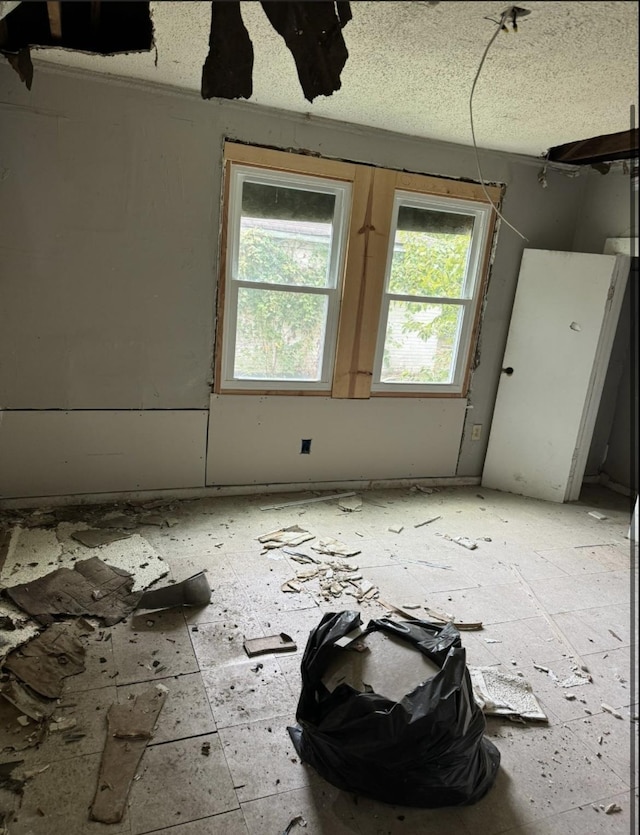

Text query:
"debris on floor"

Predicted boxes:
[[281, 554, 378, 603], [70, 529, 133, 548], [91, 685, 168, 824], [587, 511, 608, 521], [4, 620, 89, 698], [201, 741, 211, 756], [604, 802, 622, 814], [6, 557, 142, 626], [259, 492, 356, 511], [600, 703, 623, 719], [338, 496, 362, 513], [0, 678, 55, 722], [258, 526, 315, 550], [388, 524, 404, 534], [469, 666, 548, 722], [414, 516, 442, 528], [282, 814, 308, 834], [137, 571, 211, 610], [243, 633, 297, 657], [446, 535, 478, 550], [310, 537, 360, 558], [378, 599, 483, 630]]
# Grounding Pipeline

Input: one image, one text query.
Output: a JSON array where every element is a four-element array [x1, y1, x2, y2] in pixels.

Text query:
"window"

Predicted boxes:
[[216, 143, 500, 398], [221, 167, 350, 390], [372, 193, 491, 394]]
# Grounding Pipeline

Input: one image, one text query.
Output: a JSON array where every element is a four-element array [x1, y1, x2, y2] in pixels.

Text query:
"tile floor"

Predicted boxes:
[[0, 484, 637, 834]]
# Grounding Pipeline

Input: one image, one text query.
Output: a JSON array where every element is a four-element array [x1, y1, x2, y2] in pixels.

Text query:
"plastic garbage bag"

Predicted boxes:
[[288, 610, 500, 807]]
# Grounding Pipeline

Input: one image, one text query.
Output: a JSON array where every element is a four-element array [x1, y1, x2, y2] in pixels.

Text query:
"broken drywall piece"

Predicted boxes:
[[414, 516, 442, 528], [388, 525, 404, 534], [281, 579, 304, 593], [338, 496, 362, 513], [202, 0, 254, 100], [259, 0, 351, 101], [6, 557, 142, 626], [447, 535, 478, 550], [260, 492, 356, 511], [90, 535, 168, 593], [0, 600, 41, 660], [469, 666, 548, 721], [311, 537, 360, 557], [91, 686, 167, 824], [258, 526, 315, 549], [422, 604, 483, 631], [601, 703, 623, 719], [283, 815, 308, 834], [587, 511, 608, 521], [137, 571, 211, 610], [71, 529, 133, 548], [0, 678, 55, 722], [243, 633, 297, 657], [4, 621, 88, 698]]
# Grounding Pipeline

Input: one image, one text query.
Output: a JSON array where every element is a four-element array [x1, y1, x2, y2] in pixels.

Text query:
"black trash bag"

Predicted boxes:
[[288, 611, 500, 808]]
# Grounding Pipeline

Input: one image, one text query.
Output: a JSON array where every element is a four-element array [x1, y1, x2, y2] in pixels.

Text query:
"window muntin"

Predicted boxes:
[[222, 166, 350, 389], [372, 192, 490, 393]]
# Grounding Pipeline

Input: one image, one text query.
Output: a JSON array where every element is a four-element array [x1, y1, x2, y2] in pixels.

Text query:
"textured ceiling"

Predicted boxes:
[[26, 1, 639, 157]]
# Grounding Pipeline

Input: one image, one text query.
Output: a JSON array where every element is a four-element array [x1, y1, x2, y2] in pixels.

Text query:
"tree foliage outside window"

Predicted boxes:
[[382, 230, 472, 383]]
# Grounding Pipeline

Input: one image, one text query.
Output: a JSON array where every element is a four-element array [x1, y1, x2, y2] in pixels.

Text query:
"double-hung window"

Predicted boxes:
[[373, 193, 491, 394], [221, 166, 350, 391], [216, 143, 500, 398]]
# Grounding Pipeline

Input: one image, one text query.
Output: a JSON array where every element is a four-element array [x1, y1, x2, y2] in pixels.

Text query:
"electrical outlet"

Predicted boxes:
[[471, 424, 482, 441]]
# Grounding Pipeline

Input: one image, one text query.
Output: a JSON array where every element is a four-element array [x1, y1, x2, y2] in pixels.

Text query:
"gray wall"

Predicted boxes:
[[575, 168, 637, 487], [0, 65, 585, 498]]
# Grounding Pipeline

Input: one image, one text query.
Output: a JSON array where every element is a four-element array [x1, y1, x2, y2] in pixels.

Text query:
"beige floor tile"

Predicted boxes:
[[189, 617, 265, 670], [117, 673, 215, 745], [143, 811, 249, 835], [552, 604, 632, 654], [498, 789, 633, 833], [525, 570, 631, 615], [564, 710, 634, 787], [128, 734, 238, 835], [202, 658, 297, 729], [240, 777, 361, 835], [219, 716, 309, 802], [535, 543, 633, 575], [350, 795, 472, 835], [110, 609, 199, 685], [8, 752, 131, 835], [425, 582, 541, 625], [456, 723, 629, 835]]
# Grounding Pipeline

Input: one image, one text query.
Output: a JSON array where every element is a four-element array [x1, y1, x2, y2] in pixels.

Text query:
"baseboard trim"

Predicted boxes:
[[0, 476, 482, 510]]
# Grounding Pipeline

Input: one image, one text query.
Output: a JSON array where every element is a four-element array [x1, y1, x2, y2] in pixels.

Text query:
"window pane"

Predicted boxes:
[[388, 206, 474, 298], [237, 181, 335, 288], [380, 300, 463, 384], [234, 287, 328, 381]]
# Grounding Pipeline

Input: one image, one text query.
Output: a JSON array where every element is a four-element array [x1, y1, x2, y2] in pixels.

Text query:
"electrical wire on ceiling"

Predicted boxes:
[[470, 7, 530, 241]]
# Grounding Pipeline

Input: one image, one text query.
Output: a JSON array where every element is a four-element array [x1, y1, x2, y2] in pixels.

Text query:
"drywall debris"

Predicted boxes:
[[91, 686, 167, 824], [423, 605, 483, 631], [414, 516, 442, 528], [95, 514, 137, 530], [564, 693, 577, 701], [281, 579, 304, 593], [0, 679, 55, 722], [587, 511, 608, 521], [559, 672, 592, 688], [137, 571, 211, 610], [16, 715, 29, 727], [48, 716, 77, 733], [282, 549, 320, 564], [604, 803, 622, 814], [258, 526, 315, 549], [601, 703, 623, 719], [484, 638, 502, 644], [4, 621, 88, 698], [71, 529, 133, 548], [0, 600, 41, 660], [411, 486, 437, 494], [282, 814, 308, 834], [469, 667, 548, 722], [311, 538, 360, 558], [6, 557, 142, 626], [243, 633, 297, 657], [201, 741, 211, 756], [447, 535, 478, 550], [338, 496, 362, 513], [388, 524, 404, 534], [334, 626, 367, 648], [260, 492, 356, 511]]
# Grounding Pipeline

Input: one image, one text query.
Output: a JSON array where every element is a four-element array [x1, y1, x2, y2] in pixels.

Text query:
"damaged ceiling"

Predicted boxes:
[[2, 1, 639, 156]]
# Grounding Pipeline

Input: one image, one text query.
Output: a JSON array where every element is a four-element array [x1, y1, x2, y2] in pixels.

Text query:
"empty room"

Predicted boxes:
[[0, 2, 637, 834]]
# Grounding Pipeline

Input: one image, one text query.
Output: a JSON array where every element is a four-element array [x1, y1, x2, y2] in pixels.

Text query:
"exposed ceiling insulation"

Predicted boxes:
[[9, 0, 640, 157]]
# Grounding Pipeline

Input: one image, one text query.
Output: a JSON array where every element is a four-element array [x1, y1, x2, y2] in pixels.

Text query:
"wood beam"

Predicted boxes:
[[548, 128, 638, 166], [46, 1, 61, 41]]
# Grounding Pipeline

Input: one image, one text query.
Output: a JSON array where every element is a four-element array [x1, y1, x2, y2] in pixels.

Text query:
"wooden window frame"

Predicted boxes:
[[215, 142, 502, 399]]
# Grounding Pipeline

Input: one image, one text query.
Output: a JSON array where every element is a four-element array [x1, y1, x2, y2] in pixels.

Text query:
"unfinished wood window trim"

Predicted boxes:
[[215, 142, 503, 399]]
